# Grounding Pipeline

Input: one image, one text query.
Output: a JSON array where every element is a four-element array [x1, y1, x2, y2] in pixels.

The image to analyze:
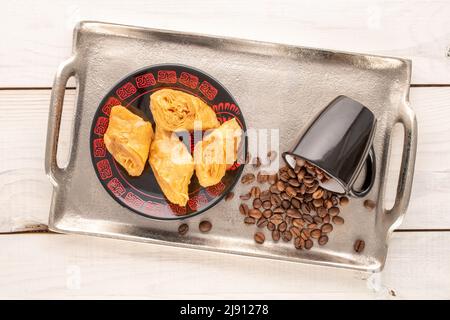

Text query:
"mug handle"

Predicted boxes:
[[350, 146, 376, 197]]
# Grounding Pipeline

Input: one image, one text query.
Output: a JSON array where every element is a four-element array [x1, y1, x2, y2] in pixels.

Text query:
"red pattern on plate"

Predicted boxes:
[[116, 82, 137, 100], [94, 116, 109, 136], [107, 177, 126, 197], [206, 181, 225, 197], [179, 72, 199, 89], [102, 97, 121, 115], [93, 138, 106, 158], [135, 73, 156, 88], [199, 81, 218, 100], [96, 159, 113, 180], [168, 203, 187, 216], [188, 194, 209, 211], [157, 70, 177, 83], [124, 192, 144, 208]]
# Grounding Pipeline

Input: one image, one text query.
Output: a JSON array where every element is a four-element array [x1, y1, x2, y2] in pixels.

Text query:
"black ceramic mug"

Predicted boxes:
[[282, 95, 376, 197]]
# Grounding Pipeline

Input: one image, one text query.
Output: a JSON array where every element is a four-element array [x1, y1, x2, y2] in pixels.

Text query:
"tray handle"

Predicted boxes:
[[45, 56, 77, 186], [385, 100, 418, 224]]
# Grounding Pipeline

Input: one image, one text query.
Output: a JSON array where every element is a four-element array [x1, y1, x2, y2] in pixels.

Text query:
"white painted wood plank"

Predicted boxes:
[[0, 232, 448, 299], [1, 0, 450, 87]]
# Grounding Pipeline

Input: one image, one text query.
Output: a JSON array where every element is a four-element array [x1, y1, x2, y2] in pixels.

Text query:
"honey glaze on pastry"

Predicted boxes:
[[149, 128, 195, 206], [150, 88, 220, 132], [194, 118, 242, 187], [104, 106, 153, 176]]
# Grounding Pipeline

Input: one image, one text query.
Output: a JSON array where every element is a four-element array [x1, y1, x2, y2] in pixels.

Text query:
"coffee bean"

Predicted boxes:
[[268, 174, 278, 185], [241, 173, 256, 184], [307, 223, 318, 230], [249, 208, 262, 219], [178, 223, 189, 236], [288, 179, 300, 187], [312, 199, 323, 207], [253, 157, 262, 168], [317, 207, 327, 218], [287, 168, 296, 179], [239, 203, 249, 215], [293, 218, 305, 228], [270, 194, 282, 207], [260, 190, 271, 202], [272, 230, 280, 241], [329, 207, 340, 216], [297, 169, 305, 181], [290, 226, 301, 238], [294, 237, 303, 249], [312, 188, 324, 199], [267, 151, 277, 162], [270, 214, 283, 225], [276, 181, 285, 192], [225, 192, 234, 201], [303, 214, 314, 224], [364, 200, 376, 211], [253, 198, 262, 209], [282, 231, 293, 242], [332, 216, 344, 225], [296, 158, 305, 167], [311, 229, 321, 239], [273, 207, 285, 214], [354, 239, 365, 253], [262, 201, 272, 209], [282, 200, 290, 209], [199, 221, 212, 233], [321, 223, 333, 233], [279, 172, 290, 182], [244, 216, 256, 224], [303, 176, 314, 185], [323, 214, 331, 224], [239, 193, 251, 200], [318, 235, 329, 246], [291, 198, 301, 209], [250, 186, 260, 199], [257, 217, 268, 228], [324, 199, 333, 209], [301, 203, 310, 214], [286, 208, 302, 218], [311, 216, 321, 224], [278, 221, 287, 232], [267, 222, 276, 231], [280, 192, 290, 200], [270, 185, 281, 194], [340, 196, 349, 206], [263, 209, 273, 218], [300, 229, 311, 240], [304, 239, 313, 250], [285, 216, 293, 225], [254, 232, 265, 244], [257, 172, 269, 183], [331, 195, 339, 206], [285, 186, 297, 198]]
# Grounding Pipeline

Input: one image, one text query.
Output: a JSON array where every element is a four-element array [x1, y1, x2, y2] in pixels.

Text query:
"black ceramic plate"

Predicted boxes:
[[90, 64, 247, 220]]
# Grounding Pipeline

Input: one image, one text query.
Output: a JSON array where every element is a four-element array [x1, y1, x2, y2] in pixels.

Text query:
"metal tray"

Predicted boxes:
[[46, 21, 417, 272]]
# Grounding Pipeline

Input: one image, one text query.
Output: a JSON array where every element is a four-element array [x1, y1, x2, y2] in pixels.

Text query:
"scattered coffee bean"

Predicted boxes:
[[364, 200, 376, 211], [267, 222, 276, 231], [303, 214, 314, 224], [253, 198, 262, 209], [199, 221, 212, 233], [291, 198, 301, 209], [354, 239, 365, 253], [312, 198, 323, 207], [285, 186, 297, 198], [294, 237, 303, 249], [304, 239, 313, 250], [272, 230, 280, 241], [313, 216, 323, 224], [178, 223, 189, 236], [254, 232, 265, 244], [288, 179, 300, 187], [262, 209, 273, 218], [293, 218, 305, 228], [249, 208, 262, 219], [323, 214, 331, 224], [340, 196, 349, 206], [286, 208, 302, 219], [278, 221, 287, 232], [244, 216, 256, 224], [225, 192, 234, 201], [257, 217, 268, 228], [332, 216, 344, 225], [282, 231, 293, 242], [321, 223, 333, 233], [273, 207, 284, 214], [290, 226, 301, 238], [257, 172, 268, 183], [311, 229, 322, 239], [239, 203, 249, 215], [250, 186, 261, 199], [239, 192, 251, 200], [270, 194, 282, 207], [276, 181, 285, 192], [300, 229, 311, 240], [241, 173, 255, 184], [270, 214, 284, 225], [328, 207, 340, 216], [318, 235, 329, 246], [268, 174, 278, 185]]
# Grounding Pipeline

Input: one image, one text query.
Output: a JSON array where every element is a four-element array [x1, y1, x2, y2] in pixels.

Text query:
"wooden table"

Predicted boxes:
[[1, 0, 449, 299]]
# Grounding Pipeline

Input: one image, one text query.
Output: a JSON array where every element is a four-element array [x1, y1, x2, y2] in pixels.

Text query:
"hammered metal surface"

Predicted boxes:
[[46, 21, 416, 272]]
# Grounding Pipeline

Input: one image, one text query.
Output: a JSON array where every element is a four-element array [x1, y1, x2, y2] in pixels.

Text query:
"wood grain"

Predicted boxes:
[[0, 232, 448, 299], [2, 0, 450, 87], [1, 88, 448, 232]]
